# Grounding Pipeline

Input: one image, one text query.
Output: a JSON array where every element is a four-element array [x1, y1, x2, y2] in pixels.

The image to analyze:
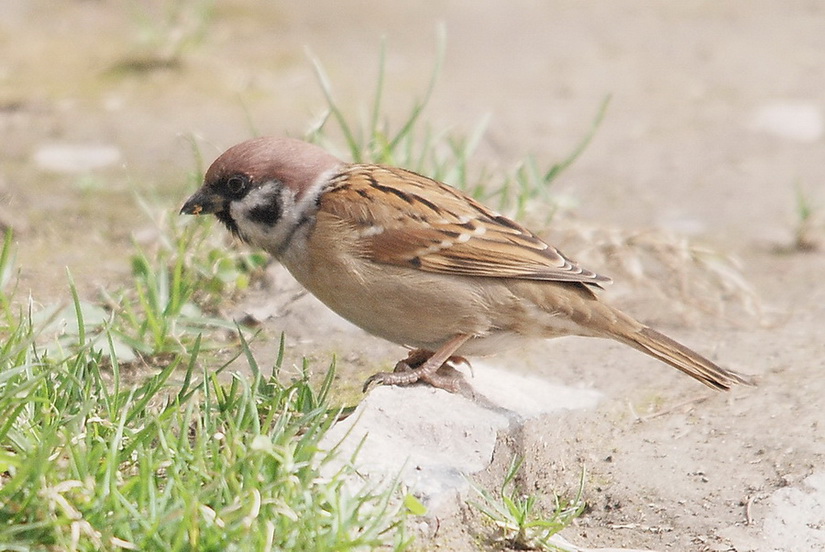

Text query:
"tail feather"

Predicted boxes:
[[619, 326, 753, 390]]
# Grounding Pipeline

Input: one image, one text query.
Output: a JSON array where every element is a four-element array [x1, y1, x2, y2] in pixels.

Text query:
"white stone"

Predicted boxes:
[[749, 101, 823, 142], [320, 362, 602, 515], [763, 472, 825, 551]]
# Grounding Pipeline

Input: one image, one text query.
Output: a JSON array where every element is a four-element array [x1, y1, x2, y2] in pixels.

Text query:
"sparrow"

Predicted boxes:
[[180, 136, 751, 392]]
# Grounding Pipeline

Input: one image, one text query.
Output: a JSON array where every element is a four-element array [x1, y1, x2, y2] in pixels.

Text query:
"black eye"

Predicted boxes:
[[225, 174, 248, 197]]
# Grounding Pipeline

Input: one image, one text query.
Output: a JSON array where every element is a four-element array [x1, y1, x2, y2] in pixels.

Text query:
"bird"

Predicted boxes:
[[180, 136, 751, 393]]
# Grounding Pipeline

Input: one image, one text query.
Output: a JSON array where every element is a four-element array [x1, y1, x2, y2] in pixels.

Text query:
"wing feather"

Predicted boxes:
[[319, 165, 611, 286]]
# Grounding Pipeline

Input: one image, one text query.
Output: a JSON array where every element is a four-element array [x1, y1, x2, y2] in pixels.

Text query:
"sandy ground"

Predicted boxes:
[[3, 1, 825, 550]]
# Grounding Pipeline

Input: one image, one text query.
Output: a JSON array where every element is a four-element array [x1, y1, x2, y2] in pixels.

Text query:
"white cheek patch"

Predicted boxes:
[[230, 183, 300, 253], [227, 168, 339, 258]]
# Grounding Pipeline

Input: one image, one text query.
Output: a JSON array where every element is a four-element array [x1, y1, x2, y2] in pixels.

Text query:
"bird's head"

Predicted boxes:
[[180, 136, 343, 252]]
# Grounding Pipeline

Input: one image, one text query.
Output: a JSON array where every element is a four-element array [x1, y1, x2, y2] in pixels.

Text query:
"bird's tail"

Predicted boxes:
[[617, 325, 753, 390]]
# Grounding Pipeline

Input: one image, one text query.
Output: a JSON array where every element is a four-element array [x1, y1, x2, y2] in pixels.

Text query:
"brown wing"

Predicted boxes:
[[318, 164, 611, 286]]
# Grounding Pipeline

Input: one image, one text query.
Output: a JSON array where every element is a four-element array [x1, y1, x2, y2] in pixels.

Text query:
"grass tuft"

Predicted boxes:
[[306, 29, 608, 223], [791, 181, 822, 252], [0, 224, 410, 550], [471, 456, 586, 551]]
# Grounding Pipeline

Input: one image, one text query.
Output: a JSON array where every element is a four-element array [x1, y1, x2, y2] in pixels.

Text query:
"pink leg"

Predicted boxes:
[[363, 334, 472, 393]]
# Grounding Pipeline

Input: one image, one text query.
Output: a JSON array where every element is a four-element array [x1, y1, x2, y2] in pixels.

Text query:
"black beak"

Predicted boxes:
[[180, 189, 226, 216]]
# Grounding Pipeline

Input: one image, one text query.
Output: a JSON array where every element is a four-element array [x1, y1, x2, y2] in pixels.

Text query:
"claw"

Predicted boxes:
[[362, 336, 473, 393], [362, 367, 422, 393]]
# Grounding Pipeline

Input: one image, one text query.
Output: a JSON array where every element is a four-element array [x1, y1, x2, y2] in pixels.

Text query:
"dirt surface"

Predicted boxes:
[[3, 1, 825, 551]]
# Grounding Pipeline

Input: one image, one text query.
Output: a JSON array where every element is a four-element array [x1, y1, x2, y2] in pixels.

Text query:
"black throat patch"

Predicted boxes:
[[215, 210, 241, 238]]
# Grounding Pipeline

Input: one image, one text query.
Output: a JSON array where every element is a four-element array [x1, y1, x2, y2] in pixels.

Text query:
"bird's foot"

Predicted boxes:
[[362, 349, 469, 393]]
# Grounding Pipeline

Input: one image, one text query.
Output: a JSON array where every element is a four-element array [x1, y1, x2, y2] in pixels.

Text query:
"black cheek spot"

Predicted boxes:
[[249, 201, 281, 225], [408, 256, 422, 268]]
